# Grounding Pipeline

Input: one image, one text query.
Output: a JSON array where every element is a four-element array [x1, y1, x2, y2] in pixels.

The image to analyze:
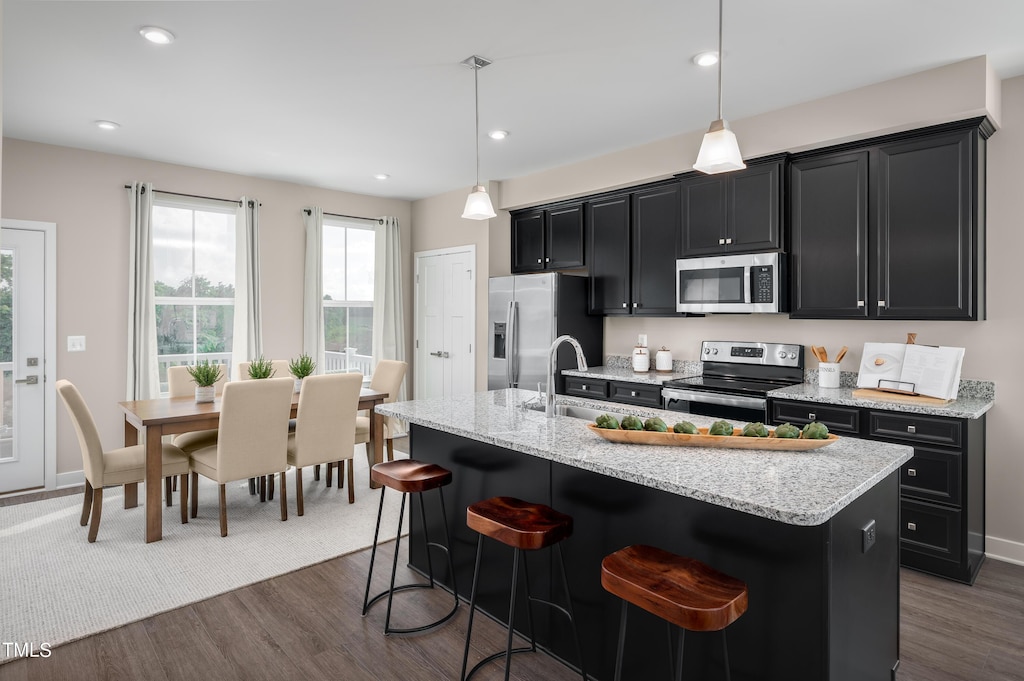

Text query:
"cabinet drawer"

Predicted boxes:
[[900, 499, 962, 562], [869, 412, 961, 447], [770, 400, 860, 435], [608, 381, 663, 408], [901, 446, 962, 506], [564, 377, 608, 399]]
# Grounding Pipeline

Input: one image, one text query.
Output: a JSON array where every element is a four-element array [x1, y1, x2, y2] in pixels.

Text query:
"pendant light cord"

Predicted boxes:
[[717, 0, 724, 120], [474, 63, 481, 186]]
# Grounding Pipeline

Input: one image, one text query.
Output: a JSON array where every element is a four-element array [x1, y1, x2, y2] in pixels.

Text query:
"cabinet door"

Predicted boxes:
[[546, 203, 585, 269], [511, 210, 546, 273], [728, 161, 781, 251], [789, 151, 870, 319], [631, 183, 681, 315], [587, 194, 632, 315], [679, 174, 727, 256], [875, 129, 978, 320]]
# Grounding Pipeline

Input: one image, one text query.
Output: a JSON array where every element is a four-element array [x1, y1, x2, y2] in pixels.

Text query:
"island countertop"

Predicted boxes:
[[378, 389, 912, 527]]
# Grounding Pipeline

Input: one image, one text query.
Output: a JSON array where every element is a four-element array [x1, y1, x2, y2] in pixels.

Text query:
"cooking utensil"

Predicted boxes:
[[834, 346, 848, 363], [811, 345, 827, 363]]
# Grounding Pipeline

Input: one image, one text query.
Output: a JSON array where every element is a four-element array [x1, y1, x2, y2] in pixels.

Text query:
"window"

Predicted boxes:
[[322, 217, 374, 376], [152, 196, 236, 391]]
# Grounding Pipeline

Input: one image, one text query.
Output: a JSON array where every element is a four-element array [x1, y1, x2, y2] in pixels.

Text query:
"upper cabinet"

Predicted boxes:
[[679, 155, 785, 256], [790, 118, 991, 321], [511, 202, 585, 272]]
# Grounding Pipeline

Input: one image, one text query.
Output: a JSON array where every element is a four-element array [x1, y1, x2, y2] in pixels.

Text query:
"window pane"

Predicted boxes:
[[156, 304, 195, 357], [323, 306, 347, 353], [348, 306, 373, 357], [194, 210, 236, 297], [196, 304, 234, 355], [152, 206, 194, 296], [323, 224, 347, 301], [346, 228, 375, 301]]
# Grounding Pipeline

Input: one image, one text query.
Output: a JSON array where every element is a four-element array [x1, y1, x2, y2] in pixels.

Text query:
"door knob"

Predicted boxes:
[[442, 351, 450, 358], [15, 375, 39, 385], [429, 351, 443, 357]]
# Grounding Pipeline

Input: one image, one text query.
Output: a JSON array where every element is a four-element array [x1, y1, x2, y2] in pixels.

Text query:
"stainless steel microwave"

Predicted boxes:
[[675, 252, 786, 313]]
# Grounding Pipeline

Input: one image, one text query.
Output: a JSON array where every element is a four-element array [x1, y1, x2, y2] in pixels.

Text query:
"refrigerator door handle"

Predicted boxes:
[[509, 300, 519, 387], [505, 300, 515, 388]]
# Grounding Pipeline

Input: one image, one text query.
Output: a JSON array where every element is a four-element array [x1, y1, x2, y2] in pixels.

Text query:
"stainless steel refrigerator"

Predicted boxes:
[[488, 273, 603, 392]]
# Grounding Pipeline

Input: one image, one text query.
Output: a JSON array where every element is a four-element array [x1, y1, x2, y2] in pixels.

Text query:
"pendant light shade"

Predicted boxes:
[[462, 55, 496, 220], [693, 0, 746, 174]]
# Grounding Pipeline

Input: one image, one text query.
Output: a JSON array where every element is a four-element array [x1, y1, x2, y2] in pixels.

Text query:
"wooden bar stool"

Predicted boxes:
[[460, 496, 586, 681], [361, 460, 459, 635], [601, 544, 748, 681]]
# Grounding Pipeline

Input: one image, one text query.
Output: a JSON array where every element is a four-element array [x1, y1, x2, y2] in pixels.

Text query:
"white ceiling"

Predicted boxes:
[[5, 0, 1024, 202]]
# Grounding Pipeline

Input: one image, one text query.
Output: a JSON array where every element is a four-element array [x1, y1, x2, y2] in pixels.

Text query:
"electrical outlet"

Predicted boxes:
[[67, 335, 86, 352], [862, 519, 876, 553]]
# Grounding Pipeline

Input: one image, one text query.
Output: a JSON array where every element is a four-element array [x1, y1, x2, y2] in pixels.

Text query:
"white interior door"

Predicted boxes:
[[0, 228, 46, 493], [414, 247, 475, 400]]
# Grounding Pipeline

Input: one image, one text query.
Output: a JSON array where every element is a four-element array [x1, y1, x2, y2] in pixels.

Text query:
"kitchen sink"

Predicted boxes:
[[526, 402, 627, 422]]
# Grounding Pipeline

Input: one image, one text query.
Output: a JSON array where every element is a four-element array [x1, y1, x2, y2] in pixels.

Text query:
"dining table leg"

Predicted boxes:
[[145, 424, 164, 542], [123, 418, 140, 510]]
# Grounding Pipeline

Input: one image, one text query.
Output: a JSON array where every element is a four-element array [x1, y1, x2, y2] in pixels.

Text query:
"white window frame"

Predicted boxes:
[[322, 216, 375, 376]]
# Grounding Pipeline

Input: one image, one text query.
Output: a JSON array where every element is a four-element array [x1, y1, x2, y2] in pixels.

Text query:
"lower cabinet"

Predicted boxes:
[[562, 376, 663, 408], [770, 399, 985, 584]]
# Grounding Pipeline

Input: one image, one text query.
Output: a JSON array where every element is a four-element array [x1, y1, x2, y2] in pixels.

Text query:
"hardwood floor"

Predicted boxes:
[[0, 534, 1021, 680]]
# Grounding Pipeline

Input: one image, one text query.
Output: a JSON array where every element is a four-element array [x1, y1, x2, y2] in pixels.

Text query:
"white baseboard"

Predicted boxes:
[[56, 470, 85, 489], [986, 535, 1024, 567]]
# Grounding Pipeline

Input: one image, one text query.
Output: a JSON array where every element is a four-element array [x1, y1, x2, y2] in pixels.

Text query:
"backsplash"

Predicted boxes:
[[606, 355, 702, 375]]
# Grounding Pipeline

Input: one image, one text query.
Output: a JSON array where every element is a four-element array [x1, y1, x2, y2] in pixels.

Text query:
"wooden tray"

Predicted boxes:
[[586, 424, 840, 451]]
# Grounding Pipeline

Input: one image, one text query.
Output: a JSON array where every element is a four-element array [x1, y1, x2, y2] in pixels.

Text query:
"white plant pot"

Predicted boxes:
[[293, 377, 303, 393], [195, 385, 215, 403]]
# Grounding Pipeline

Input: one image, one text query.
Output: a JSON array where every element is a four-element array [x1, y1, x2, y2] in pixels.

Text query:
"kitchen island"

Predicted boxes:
[[378, 389, 913, 681]]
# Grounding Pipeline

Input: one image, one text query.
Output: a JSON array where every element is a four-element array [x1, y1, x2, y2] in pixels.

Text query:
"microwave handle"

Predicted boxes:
[[743, 266, 752, 304]]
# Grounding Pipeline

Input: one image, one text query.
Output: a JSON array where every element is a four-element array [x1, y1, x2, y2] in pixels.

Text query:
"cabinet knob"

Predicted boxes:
[[878, 300, 887, 308], [907, 425, 916, 434], [725, 238, 733, 244], [908, 468, 917, 477], [808, 413, 816, 421], [907, 522, 917, 531], [630, 391, 638, 397], [581, 385, 588, 391], [545, 257, 550, 262], [632, 302, 638, 308], [718, 238, 725, 245], [857, 300, 865, 308], [537, 258, 542, 264], [622, 302, 628, 308]]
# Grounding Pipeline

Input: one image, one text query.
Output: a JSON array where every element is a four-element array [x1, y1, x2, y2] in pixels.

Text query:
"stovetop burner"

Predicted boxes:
[[668, 340, 806, 393], [663, 375, 801, 397]]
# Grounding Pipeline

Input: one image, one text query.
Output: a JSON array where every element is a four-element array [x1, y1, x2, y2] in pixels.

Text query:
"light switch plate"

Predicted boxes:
[[67, 335, 86, 352]]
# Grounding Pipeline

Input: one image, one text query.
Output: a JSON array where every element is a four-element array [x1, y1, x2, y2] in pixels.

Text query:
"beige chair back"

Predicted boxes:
[[167, 364, 228, 397], [236, 359, 292, 381], [370, 359, 407, 405], [216, 377, 293, 481], [292, 373, 362, 468], [55, 380, 105, 487]]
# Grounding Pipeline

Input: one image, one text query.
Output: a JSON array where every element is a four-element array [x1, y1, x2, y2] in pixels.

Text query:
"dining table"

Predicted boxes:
[[119, 386, 389, 543]]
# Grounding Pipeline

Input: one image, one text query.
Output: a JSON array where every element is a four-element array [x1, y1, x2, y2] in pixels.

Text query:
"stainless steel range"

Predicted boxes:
[[661, 341, 804, 422]]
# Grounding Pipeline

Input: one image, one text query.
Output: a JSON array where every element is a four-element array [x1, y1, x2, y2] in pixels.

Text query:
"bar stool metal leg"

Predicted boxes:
[[460, 534, 485, 681]]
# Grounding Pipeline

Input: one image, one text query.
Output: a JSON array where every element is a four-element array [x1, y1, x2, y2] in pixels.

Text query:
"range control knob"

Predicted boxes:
[[704, 347, 711, 355], [788, 352, 797, 359], [711, 348, 719, 355], [778, 350, 787, 359]]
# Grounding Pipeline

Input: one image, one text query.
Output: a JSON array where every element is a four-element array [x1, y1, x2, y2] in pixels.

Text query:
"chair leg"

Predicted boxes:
[[219, 484, 228, 537], [191, 471, 199, 518], [347, 459, 355, 504], [722, 629, 732, 681], [248, 477, 257, 495], [87, 487, 103, 543], [613, 600, 628, 681], [313, 464, 321, 481], [460, 534, 486, 681], [180, 474, 189, 524], [164, 476, 172, 507], [268, 473, 275, 501], [279, 471, 288, 521], [172, 476, 178, 492], [364, 442, 373, 470], [296, 467, 305, 516], [81, 481, 94, 526], [386, 438, 395, 462], [259, 475, 267, 503], [326, 462, 334, 488], [124, 482, 138, 509]]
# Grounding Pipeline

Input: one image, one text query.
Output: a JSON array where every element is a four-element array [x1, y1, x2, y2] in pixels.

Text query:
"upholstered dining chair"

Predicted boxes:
[[56, 379, 190, 542], [355, 359, 408, 463], [287, 372, 362, 513], [164, 364, 228, 499], [188, 377, 293, 537]]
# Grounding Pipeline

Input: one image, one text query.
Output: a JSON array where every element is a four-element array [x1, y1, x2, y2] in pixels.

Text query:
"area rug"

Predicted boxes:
[[0, 451, 406, 661]]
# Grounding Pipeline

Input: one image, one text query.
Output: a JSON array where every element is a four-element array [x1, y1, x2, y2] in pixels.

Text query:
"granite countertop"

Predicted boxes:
[[768, 382, 995, 419], [378, 389, 912, 527]]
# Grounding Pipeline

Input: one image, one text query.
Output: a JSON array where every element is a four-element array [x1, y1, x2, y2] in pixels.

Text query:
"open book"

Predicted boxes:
[[856, 342, 964, 400]]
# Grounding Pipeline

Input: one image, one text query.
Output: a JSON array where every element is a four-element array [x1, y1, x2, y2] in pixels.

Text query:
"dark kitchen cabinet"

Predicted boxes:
[[511, 202, 585, 272], [770, 397, 985, 584], [587, 182, 681, 316], [789, 118, 992, 320], [560, 375, 662, 409], [679, 156, 784, 256]]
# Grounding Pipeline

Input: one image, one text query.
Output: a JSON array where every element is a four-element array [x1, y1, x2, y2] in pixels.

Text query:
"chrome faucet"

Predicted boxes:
[[547, 335, 588, 418]]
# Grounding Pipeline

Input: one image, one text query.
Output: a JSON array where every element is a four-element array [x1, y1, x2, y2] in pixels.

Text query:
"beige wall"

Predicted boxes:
[[1, 139, 412, 476], [410, 59, 1024, 563]]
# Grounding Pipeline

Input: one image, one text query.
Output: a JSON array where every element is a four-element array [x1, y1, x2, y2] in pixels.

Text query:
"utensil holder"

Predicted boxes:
[[818, 363, 841, 389]]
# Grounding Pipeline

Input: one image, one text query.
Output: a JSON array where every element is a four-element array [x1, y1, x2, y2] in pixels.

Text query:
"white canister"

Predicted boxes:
[[819, 362, 841, 389], [632, 345, 650, 372], [655, 347, 673, 372]]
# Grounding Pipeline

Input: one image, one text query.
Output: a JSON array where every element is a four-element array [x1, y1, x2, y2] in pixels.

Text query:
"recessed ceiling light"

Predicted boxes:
[[374, 173, 390, 180], [95, 120, 120, 131], [693, 51, 719, 67], [140, 26, 175, 45], [488, 130, 509, 140]]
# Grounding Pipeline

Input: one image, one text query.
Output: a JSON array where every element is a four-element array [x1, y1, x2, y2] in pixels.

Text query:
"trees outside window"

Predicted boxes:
[[322, 218, 374, 374]]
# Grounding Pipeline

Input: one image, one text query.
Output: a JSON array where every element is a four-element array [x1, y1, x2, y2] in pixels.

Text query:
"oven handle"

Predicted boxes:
[[661, 388, 766, 411]]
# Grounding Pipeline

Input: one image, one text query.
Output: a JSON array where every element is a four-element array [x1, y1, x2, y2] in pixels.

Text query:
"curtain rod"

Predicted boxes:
[[123, 185, 253, 207], [304, 208, 382, 224]]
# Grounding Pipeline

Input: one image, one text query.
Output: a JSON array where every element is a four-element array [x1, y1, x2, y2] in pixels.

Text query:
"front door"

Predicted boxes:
[[0, 228, 46, 493], [414, 247, 475, 400]]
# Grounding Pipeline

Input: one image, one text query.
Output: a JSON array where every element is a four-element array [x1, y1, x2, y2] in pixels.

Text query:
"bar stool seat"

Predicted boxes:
[[602, 544, 748, 680], [362, 460, 458, 636], [461, 496, 586, 681]]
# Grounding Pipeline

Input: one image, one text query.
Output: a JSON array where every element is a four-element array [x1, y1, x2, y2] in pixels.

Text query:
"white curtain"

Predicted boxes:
[[126, 182, 160, 400], [372, 216, 407, 402], [302, 207, 325, 374], [231, 197, 263, 377]]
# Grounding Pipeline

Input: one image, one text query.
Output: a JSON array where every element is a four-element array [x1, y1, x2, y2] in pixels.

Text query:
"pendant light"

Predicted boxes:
[[461, 55, 497, 220], [693, 0, 746, 174]]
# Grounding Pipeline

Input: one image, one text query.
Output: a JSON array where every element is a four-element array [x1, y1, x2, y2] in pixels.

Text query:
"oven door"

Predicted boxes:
[[675, 252, 780, 314], [662, 387, 767, 423]]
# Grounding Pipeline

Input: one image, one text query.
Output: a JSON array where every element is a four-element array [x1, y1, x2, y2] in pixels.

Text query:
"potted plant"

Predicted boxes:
[[288, 353, 317, 392], [186, 362, 223, 403], [248, 356, 276, 379]]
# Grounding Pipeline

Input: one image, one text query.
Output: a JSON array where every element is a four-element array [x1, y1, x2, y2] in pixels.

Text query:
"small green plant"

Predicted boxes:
[[289, 353, 317, 379], [248, 356, 276, 379], [185, 362, 223, 387]]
